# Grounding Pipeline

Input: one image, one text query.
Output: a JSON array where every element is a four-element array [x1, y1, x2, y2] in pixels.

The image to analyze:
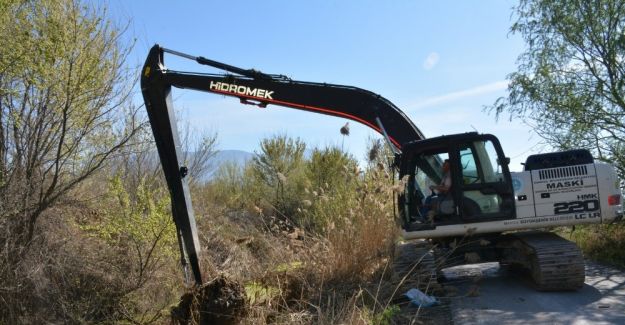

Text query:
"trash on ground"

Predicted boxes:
[[404, 288, 439, 307]]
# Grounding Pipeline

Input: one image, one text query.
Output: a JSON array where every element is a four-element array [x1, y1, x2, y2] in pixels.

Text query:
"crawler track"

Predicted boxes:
[[511, 232, 585, 291], [392, 241, 439, 293], [391, 241, 450, 324]]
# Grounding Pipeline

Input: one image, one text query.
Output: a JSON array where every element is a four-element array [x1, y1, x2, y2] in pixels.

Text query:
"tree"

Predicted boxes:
[[493, 0, 625, 179], [0, 0, 140, 245]]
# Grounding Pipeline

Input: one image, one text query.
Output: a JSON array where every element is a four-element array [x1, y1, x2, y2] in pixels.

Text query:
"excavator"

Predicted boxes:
[[141, 45, 623, 291]]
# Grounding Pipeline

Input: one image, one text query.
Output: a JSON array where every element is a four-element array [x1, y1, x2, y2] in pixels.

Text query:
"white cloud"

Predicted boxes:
[[423, 52, 440, 70], [409, 80, 509, 110]]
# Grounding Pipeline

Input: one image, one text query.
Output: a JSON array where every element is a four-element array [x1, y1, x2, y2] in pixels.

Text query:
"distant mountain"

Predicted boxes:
[[213, 150, 254, 166], [204, 150, 254, 180]]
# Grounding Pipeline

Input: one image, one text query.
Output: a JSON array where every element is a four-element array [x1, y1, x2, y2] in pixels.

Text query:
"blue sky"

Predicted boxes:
[[110, 0, 544, 171]]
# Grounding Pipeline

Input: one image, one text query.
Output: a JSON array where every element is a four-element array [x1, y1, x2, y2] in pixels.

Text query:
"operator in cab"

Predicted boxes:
[[430, 159, 451, 195], [423, 159, 452, 221]]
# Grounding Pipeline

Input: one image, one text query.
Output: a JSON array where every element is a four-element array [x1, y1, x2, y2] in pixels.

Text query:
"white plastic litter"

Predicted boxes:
[[404, 288, 439, 307]]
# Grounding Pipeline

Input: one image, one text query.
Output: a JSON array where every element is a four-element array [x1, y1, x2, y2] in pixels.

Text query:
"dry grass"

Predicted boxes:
[[187, 147, 405, 324], [0, 138, 420, 324], [562, 223, 625, 269]]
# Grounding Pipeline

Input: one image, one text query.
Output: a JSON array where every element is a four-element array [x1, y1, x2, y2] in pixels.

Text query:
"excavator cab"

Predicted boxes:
[[399, 132, 516, 232]]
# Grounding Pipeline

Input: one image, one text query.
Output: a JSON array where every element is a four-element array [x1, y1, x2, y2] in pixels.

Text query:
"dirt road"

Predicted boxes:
[[444, 261, 625, 324]]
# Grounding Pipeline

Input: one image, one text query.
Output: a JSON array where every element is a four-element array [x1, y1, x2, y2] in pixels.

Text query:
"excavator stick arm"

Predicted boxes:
[[141, 46, 203, 285]]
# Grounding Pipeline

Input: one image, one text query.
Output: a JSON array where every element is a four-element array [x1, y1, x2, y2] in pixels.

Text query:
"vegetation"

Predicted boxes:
[[193, 137, 404, 324], [495, 0, 625, 267], [0, 11, 407, 317], [0, 0, 143, 322], [249, 135, 308, 219], [561, 224, 625, 269], [10, 0, 625, 323], [0, 0, 139, 243], [493, 0, 625, 179]]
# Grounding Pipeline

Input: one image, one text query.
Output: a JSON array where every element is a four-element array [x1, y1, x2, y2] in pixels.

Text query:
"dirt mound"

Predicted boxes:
[[171, 275, 246, 325]]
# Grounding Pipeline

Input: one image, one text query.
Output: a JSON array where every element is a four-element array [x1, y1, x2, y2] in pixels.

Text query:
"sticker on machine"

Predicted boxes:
[[532, 164, 598, 195]]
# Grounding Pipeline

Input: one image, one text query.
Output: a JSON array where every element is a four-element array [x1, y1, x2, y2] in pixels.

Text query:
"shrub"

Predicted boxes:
[[248, 135, 308, 221], [207, 161, 247, 209], [307, 146, 358, 191]]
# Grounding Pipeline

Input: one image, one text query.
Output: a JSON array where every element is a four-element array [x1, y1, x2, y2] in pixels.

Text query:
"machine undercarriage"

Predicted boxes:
[[400, 231, 585, 292]]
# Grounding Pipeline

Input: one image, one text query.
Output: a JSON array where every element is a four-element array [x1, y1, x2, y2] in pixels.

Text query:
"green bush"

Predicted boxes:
[[249, 135, 308, 219], [76, 174, 181, 322], [300, 146, 359, 231], [307, 146, 358, 191], [81, 174, 177, 259]]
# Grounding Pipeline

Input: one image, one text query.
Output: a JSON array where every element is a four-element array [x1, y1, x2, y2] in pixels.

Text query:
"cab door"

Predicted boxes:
[[453, 135, 515, 222]]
